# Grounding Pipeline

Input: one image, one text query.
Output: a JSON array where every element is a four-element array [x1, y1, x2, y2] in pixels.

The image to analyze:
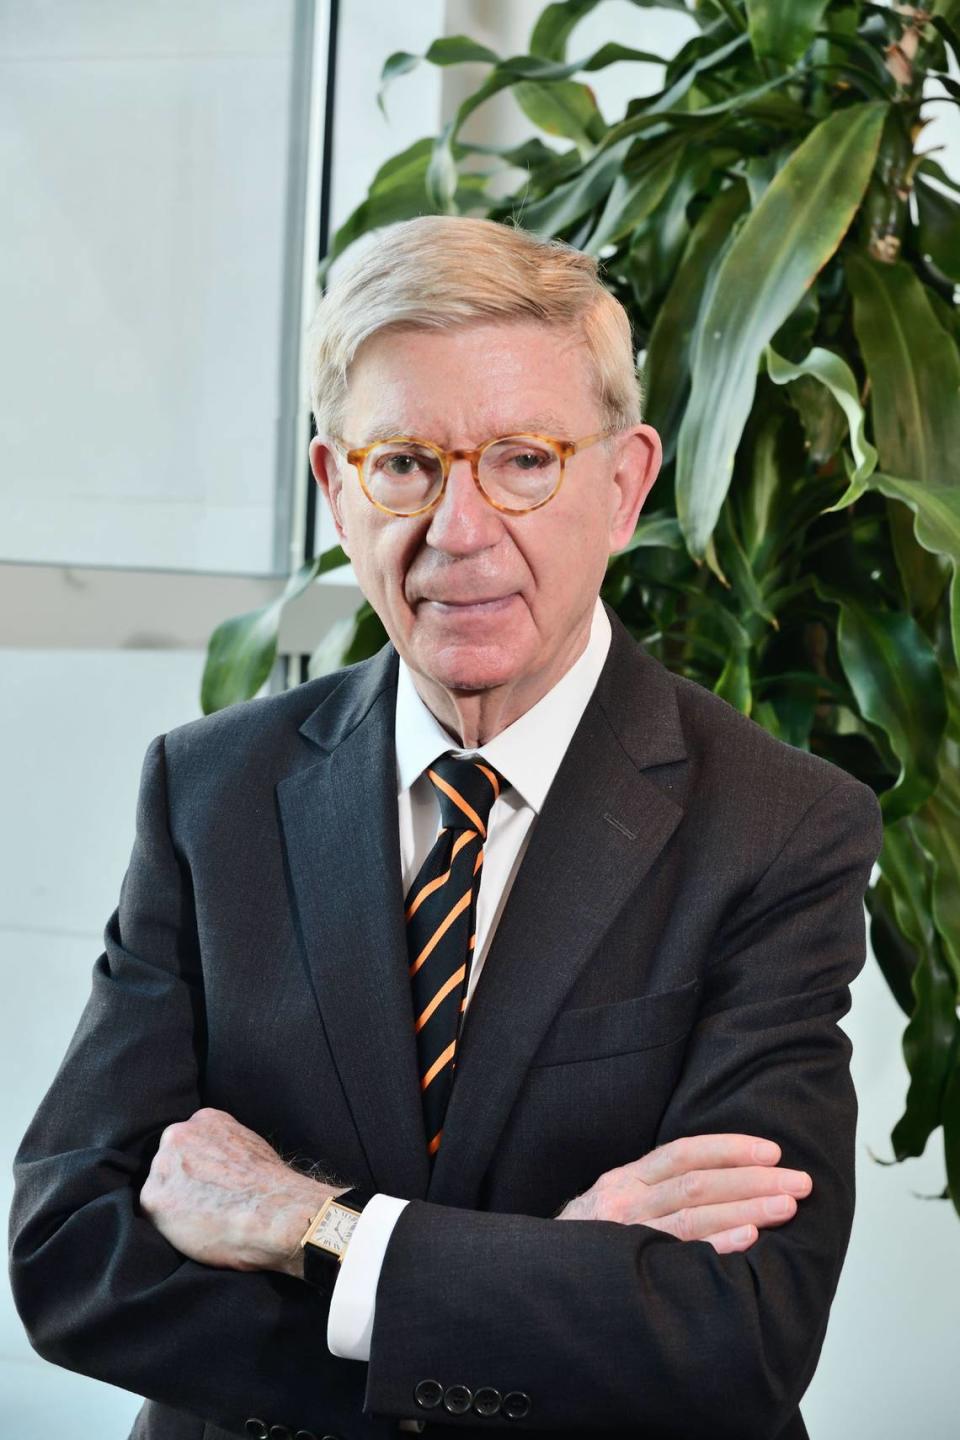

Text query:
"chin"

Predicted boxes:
[[415, 640, 522, 694]]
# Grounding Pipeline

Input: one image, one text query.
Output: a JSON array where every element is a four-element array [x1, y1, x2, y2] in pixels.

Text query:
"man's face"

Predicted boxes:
[[311, 320, 661, 710]]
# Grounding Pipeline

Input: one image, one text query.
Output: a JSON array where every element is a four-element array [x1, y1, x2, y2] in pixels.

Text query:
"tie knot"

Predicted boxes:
[[426, 753, 506, 837]]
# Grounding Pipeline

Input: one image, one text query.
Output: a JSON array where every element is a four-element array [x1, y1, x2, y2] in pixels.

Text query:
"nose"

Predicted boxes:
[[424, 456, 503, 556]]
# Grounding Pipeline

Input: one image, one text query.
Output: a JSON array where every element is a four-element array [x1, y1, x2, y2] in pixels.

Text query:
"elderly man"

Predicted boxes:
[[10, 216, 882, 1440]]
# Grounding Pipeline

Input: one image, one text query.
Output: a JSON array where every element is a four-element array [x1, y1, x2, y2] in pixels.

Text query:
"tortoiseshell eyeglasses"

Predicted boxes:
[[330, 431, 614, 518]]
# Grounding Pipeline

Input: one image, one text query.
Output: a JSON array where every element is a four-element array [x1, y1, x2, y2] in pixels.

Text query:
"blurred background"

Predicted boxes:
[[1, 1, 956, 1434]]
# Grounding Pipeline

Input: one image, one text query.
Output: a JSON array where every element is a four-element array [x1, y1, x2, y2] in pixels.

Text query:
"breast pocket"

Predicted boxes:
[[530, 977, 702, 1068]]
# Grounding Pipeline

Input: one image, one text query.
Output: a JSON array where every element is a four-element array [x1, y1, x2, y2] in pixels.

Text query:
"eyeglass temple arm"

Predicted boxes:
[[571, 430, 616, 455]]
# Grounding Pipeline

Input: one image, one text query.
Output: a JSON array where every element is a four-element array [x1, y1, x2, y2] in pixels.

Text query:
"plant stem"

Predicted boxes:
[[713, 0, 748, 35]]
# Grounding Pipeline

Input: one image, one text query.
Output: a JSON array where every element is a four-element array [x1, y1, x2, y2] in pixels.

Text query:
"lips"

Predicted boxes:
[[422, 592, 516, 606], [427, 596, 508, 606]]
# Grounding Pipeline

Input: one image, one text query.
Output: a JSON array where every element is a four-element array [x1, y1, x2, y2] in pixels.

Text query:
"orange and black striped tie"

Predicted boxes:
[[405, 753, 506, 1165]]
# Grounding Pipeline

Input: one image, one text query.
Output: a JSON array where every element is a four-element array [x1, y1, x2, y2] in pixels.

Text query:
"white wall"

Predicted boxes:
[[1, 651, 211, 1434], [0, 1, 304, 576]]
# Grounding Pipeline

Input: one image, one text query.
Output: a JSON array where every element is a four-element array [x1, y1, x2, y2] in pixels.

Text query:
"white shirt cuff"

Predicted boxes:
[[326, 1193, 410, 1361]]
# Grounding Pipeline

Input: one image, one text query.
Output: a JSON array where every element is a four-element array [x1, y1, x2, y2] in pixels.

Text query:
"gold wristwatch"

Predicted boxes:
[[299, 1187, 375, 1291]]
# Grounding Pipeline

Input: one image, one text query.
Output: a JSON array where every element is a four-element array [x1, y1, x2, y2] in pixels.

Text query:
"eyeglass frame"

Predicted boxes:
[[329, 430, 616, 518]]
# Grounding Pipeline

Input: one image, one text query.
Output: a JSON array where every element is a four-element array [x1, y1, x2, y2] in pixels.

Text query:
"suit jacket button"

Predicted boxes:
[[295, 1432, 320, 1440], [414, 1378, 444, 1409], [472, 1387, 502, 1417], [269, 1429, 292, 1440], [245, 1424, 269, 1440], [443, 1384, 473, 1415], [502, 1391, 531, 1420]]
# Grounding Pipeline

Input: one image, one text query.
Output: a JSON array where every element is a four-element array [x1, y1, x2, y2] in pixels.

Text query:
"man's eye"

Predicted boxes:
[[382, 454, 420, 477], [510, 450, 549, 470]]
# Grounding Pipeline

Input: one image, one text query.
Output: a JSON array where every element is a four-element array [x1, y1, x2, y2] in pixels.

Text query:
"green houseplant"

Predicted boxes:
[[202, 0, 960, 1213]]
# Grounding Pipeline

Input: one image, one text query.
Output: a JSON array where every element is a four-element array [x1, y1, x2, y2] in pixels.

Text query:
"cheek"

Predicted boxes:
[[346, 516, 421, 612], [522, 508, 607, 595]]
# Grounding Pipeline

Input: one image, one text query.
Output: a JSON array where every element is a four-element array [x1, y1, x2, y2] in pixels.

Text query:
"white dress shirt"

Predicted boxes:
[[326, 596, 613, 1368]]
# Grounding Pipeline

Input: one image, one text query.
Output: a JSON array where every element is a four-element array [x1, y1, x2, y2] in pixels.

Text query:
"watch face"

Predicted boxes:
[[309, 1202, 361, 1258]]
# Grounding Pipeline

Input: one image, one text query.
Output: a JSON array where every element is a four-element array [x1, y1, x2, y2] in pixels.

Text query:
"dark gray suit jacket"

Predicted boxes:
[[9, 604, 883, 1440]]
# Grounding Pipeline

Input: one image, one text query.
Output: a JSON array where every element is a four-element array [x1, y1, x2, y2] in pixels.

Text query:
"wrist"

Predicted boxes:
[[273, 1179, 343, 1278]]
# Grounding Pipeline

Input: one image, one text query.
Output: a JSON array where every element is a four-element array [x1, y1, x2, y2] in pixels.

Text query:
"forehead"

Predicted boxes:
[[341, 319, 599, 442]]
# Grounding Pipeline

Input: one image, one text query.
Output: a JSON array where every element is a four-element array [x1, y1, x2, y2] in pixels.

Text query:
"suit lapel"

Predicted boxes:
[[426, 608, 687, 1207], [277, 607, 687, 1209], [276, 644, 431, 1200]]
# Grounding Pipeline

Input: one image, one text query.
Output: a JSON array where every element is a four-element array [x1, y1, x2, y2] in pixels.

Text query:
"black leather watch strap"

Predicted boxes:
[[301, 1187, 377, 1292]]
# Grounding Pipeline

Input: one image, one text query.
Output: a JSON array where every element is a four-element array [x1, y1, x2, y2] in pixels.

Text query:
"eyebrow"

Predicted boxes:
[[357, 416, 574, 445]]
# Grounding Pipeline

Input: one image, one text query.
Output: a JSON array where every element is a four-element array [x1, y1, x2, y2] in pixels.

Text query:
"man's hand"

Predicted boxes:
[[139, 1107, 342, 1277], [556, 1134, 812, 1255]]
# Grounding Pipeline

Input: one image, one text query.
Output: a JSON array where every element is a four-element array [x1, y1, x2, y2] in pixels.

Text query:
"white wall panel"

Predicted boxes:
[[0, 1, 298, 573]]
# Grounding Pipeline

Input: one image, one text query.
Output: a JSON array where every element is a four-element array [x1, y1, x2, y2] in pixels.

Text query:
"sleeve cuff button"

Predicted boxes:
[[443, 1384, 473, 1415], [472, 1387, 502, 1417], [413, 1378, 444, 1409], [502, 1391, 531, 1420]]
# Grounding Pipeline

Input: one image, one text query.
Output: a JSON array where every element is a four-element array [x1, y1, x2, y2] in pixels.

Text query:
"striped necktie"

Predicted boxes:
[[405, 753, 506, 1163]]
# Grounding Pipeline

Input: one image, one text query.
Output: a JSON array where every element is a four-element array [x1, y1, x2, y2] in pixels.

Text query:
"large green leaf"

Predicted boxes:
[[378, 36, 499, 115], [806, 28, 898, 100], [512, 78, 605, 149], [915, 176, 960, 285], [201, 547, 349, 714], [643, 181, 749, 462], [832, 597, 947, 822], [309, 600, 389, 679], [879, 819, 937, 957], [831, 473, 960, 670], [734, 409, 787, 572], [891, 936, 958, 1161], [746, 0, 830, 62], [322, 139, 487, 271], [617, 511, 683, 553], [765, 343, 878, 484], [620, 32, 752, 125], [584, 143, 682, 252], [867, 880, 921, 1016], [507, 43, 670, 80], [675, 101, 886, 559], [516, 135, 633, 234], [845, 252, 960, 485], [529, 0, 691, 61], [419, 51, 639, 211], [516, 68, 790, 238], [914, 676, 960, 991]]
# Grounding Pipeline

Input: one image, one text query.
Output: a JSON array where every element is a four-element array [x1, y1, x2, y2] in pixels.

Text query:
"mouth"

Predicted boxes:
[[422, 594, 517, 615]]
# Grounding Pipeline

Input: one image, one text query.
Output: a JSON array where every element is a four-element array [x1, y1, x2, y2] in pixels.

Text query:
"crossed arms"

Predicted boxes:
[[8, 732, 882, 1438]]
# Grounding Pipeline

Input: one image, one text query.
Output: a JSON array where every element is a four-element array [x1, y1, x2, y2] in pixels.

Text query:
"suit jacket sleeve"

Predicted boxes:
[[8, 735, 374, 1439], [362, 778, 883, 1438]]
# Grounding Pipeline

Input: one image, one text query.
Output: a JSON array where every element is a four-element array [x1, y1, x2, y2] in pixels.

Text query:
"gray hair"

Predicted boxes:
[[305, 216, 642, 438]]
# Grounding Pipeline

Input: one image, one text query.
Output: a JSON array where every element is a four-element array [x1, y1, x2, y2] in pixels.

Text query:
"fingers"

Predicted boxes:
[[627, 1134, 783, 1186], [703, 1225, 758, 1255], [643, 1191, 801, 1245], [640, 1163, 812, 1221]]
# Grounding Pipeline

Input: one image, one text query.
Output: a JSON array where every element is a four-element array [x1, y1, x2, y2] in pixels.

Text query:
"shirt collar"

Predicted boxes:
[[394, 595, 612, 814]]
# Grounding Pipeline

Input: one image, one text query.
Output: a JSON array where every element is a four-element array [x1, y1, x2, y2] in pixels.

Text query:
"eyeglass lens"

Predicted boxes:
[[362, 437, 561, 513]]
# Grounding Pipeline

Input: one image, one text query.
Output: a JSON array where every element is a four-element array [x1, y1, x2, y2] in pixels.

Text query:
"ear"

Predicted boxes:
[[309, 436, 350, 555], [608, 425, 662, 553]]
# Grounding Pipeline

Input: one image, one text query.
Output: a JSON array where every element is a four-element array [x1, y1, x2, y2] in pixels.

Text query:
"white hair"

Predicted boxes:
[[306, 215, 642, 438]]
